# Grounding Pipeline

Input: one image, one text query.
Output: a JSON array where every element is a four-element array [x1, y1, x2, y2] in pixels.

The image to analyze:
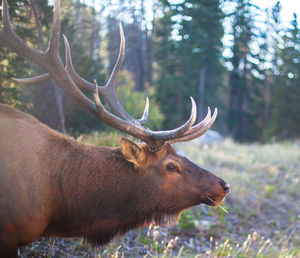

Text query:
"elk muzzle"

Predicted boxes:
[[202, 179, 230, 206]]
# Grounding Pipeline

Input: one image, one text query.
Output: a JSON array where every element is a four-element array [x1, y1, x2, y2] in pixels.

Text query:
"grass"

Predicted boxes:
[[176, 138, 300, 257], [20, 133, 300, 257], [76, 131, 123, 147]]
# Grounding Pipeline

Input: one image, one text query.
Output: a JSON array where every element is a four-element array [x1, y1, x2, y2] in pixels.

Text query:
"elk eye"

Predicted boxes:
[[166, 163, 180, 173]]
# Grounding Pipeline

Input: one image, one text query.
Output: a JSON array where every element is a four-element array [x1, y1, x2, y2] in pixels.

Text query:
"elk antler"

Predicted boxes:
[[0, 0, 217, 151]]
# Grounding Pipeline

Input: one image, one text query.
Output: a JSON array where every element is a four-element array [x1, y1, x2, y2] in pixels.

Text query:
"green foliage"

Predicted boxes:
[[116, 70, 164, 130], [264, 184, 276, 198], [75, 238, 92, 251], [227, 0, 265, 142], [269, 14, 300, 139], [59, 0, 106, 134], [139, 237, 163, 252], [0, 0, 107, 133], [178, 210, 196, 230], [0, 0, 35, 111], [154, 5, 184, 129], [176, 0, 225, 104], [77, 131, 122, 147], [72, 76, 163, 147], [154, 0, 224, 130]]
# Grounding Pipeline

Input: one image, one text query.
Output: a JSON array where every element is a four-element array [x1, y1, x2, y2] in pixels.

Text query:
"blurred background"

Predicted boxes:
[[1, 0, 300, 257], [1, 0, 299, 142]]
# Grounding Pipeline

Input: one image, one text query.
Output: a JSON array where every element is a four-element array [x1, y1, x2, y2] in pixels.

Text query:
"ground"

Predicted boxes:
[[19, 136, 300, 257]]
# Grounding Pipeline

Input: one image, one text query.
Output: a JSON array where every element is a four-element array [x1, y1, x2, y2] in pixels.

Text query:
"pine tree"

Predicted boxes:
[[154, 0, 224, 129], [227, 0, 263, 141], [271, 14, 300, 138], [0, 0, 34, 110], [176, 0, 224, 120], [154, 2, 185, 128], [0, 0, 106, 133], [259, 1, 281, 140]]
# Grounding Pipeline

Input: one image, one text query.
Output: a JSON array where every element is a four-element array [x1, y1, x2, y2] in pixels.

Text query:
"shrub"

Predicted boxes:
[[179, 210, 196, 230], [116, 71, 164, 130]]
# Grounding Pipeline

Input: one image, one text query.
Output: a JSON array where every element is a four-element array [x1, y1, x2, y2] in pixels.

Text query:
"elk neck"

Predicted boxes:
[[42, 132, 163, 242]]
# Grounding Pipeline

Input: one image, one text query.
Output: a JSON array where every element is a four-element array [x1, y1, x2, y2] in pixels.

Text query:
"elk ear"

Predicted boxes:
[[165, 143, 176, 155], [120, 138, 146, 166]]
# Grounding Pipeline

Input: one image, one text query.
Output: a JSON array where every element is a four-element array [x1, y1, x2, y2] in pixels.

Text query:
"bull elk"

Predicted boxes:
[[0, 0, 230, 257]]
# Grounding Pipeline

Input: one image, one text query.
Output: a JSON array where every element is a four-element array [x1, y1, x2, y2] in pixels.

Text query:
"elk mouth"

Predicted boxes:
[[203, 196, 225, 206]]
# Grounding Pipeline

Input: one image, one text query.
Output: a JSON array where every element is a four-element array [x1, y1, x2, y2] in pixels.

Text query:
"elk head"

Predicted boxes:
[[120, 138, 229, 217]]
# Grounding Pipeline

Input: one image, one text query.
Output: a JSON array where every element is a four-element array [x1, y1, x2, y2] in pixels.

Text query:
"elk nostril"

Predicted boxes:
[[223, 183, 230, 193], [220, 180, 230, 193]]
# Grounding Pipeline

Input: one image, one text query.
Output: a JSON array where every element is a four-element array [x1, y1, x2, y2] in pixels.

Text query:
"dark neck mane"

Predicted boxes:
[[85, 211, 182, 246]]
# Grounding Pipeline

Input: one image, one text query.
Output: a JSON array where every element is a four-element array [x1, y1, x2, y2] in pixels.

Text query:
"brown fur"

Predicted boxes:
[[0, 104, 228, 257]]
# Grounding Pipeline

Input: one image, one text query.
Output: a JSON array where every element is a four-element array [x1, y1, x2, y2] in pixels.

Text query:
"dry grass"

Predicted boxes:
[[176, 139, 300, 257], [20, 135, 300, 257]]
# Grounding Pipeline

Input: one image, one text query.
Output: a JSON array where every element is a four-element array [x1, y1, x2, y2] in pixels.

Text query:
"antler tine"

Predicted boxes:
[[169, 108, 218, 144], [98, 23, 144, 122], [178, 107, 212, 136], [105, 23, 125, 89], [93, 80, 197, 146], [148, 97, 197, 140], [1, 0, 98, 115], [63, 34, 94, 91], [12, 74, 51, 84], [139, 97, 149, 125], [0, 0, 46, 63], [47, 0, 60, 57], [64, 28, 149, 123], [92, 80, 152, 139], [64, 23, 125, 91], [10, 33, 78, 86], [1, 0, 12, 32], [10, 35, 95, 89]]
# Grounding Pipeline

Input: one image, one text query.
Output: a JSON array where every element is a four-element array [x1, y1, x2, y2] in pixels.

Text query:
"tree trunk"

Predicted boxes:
[[107, 16, 119, 74], [31, 0, 66, 134], [145, 2, 157, 86], [75, 0, 81, 40], [89, 0, 96, 57], [198, 67, 206, 120], [135, 0, 146, 91], [136, 29, 145, 91]]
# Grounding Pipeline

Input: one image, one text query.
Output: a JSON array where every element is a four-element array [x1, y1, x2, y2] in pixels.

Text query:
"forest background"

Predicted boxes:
[[1, 0, 300, 256], [1, 0, 300, 143]]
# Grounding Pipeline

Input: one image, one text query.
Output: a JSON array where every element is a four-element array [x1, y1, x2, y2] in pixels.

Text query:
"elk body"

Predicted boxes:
[[0, 1, 229, 257]]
